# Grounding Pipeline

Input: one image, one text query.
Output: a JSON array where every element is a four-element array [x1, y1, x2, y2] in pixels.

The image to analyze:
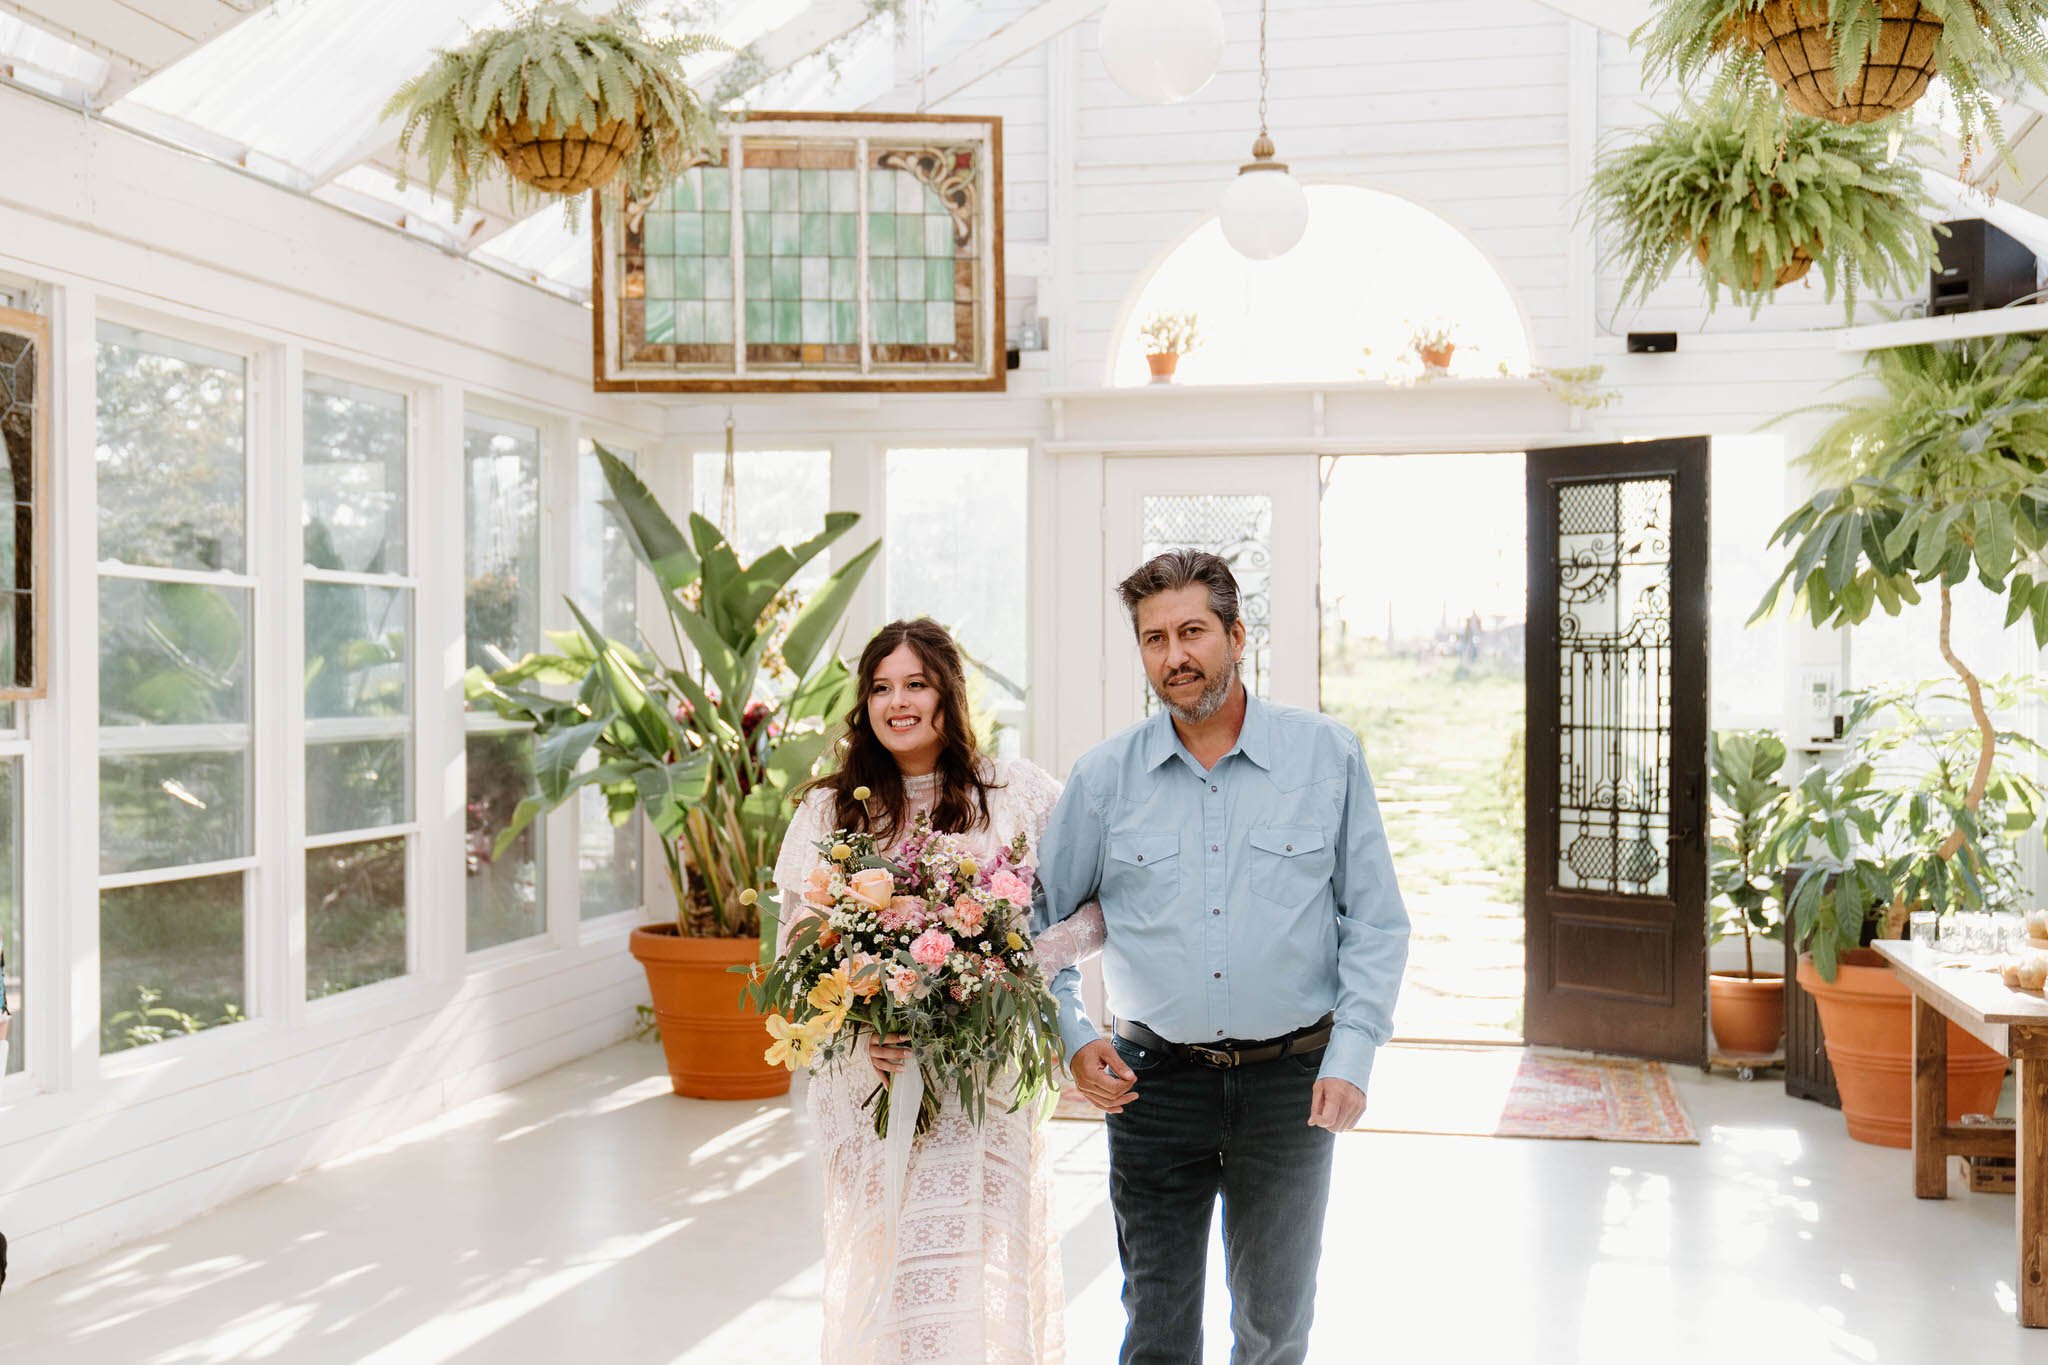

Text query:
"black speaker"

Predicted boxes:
[[1930, 219, 2039, 316], [1626, 331, 1677, 353]]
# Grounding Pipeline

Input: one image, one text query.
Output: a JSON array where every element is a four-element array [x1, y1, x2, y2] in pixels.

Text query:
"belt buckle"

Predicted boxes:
[[1188, 1045, 1237, 1070]]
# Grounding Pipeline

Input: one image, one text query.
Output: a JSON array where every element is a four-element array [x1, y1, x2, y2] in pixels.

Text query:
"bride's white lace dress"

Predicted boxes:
[[773, 757, 1105, 1365]]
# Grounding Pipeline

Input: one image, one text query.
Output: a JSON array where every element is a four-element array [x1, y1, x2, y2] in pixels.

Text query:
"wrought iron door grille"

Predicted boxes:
[[1138, 494, 1273, 715], [1554, 477, 1673, 897]]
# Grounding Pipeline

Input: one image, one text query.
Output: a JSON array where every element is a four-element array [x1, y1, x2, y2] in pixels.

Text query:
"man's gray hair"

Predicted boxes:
[[1116, 550, 1243, 636]]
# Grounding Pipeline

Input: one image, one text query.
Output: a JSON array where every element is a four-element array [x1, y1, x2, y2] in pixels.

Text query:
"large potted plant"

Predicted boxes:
[[1755, 332, 2048, 1144], [1707, 730, 1792, 1055], [1584, 88, 1936, 318], [1635, 0, 2048, 154], [384, 1, 718, 215], [468, 446, 880, 1099]]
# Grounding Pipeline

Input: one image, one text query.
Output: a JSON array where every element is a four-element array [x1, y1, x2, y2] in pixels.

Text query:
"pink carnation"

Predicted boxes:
[[881, 895, 928, 933], [945, 895, 987, 936], [988, 870, 1032, 906], [910, 927, 956, 967]]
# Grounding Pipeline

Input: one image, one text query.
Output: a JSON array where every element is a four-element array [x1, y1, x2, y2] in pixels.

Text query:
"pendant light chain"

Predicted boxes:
[[1257, 0, 1270, 140]]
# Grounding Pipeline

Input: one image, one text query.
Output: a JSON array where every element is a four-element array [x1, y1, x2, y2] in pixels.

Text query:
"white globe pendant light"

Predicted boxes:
[[1098, 0, 1225, 105], [1218, 0, 1307, 261]]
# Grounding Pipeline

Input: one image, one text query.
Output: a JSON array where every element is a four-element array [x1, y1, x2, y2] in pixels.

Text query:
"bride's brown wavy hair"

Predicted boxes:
[[805, 617, 997, 844]]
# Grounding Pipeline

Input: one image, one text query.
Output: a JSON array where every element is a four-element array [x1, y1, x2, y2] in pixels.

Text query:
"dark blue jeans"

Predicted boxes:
[[1104, 1033, 1336, 1365]]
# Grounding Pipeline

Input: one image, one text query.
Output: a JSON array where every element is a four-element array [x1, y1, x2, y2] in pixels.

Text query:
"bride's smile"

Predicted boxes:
[[867, 643, 944, 773]]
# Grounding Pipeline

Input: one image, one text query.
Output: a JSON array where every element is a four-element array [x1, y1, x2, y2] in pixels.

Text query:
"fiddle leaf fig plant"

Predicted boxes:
[[1584, 88, 1937, 318], [1755, 333, 2048, 977], [1708, 730, 1793, 979]]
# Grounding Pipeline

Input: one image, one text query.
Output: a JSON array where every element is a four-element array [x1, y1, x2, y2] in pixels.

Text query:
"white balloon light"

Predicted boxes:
[[1220, 136, 1309, 261], [1218, 0, 1307, 260], [1098, 0, 1225, 105]]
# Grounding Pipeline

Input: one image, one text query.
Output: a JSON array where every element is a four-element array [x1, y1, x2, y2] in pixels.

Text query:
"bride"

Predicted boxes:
[[773, 617, 1103, 1364]]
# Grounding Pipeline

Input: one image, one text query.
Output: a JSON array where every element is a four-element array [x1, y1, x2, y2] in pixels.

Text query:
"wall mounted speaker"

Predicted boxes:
[[1626, 332, 1677, 353], [1930, 219, 2039, 316]]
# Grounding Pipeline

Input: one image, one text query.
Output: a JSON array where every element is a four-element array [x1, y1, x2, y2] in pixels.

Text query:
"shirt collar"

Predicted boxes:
[[1141, 688, 1272, 772]]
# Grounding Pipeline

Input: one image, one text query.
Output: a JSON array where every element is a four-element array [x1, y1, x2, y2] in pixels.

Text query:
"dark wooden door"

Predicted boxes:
[[1524, 438, 1709, 1065]]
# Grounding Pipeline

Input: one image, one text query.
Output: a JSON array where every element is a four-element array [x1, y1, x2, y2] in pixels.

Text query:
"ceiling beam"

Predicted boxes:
[[1525, 0, 1652, 38], [0, 0, 273, 74], [906, 0, 1105, 108], [709, 0, 885, 103]]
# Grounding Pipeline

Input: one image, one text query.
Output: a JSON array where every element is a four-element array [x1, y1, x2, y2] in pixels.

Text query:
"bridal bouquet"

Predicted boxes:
[[743, 811, 1067, 1139]]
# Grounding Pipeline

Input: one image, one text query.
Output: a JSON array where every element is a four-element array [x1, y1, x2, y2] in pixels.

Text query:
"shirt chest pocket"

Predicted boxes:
[[1247, 825, 1333, 910], [1105, 832, 1182, 915]]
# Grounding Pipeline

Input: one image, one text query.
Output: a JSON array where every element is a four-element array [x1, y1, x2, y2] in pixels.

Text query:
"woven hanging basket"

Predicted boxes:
[[485, 112, 640, 195], [1743, 0, 1944, 124], [1695, 235, 1816, 289]]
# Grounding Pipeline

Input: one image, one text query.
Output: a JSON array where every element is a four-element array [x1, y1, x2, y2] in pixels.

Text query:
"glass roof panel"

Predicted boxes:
[[474, 209, 592, 298], [109, 0, 505, 182], [0, 14, 113, 102]]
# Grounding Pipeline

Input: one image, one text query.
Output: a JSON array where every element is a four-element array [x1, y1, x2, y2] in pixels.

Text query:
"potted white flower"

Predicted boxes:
[[1139, 310, 1202, 383]]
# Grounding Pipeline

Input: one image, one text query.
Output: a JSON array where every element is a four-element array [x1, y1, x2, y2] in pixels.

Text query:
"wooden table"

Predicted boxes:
[[1873, 941, 2048, 1326]]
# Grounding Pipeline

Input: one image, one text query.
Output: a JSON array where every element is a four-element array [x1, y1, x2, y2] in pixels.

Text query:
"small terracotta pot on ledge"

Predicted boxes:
[[1146, 351, 1179, 383], [1419, 343, 1455, 371]]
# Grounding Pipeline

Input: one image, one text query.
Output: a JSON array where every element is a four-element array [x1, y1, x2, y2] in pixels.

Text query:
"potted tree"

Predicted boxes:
[[468, 446, 880, 1099], [1139, 310, 1201, 383], [1755, 332, 2048, 1145], [1584, 88, 1936, 318], [1707, 730, 1792, 1055], [384, 1, 718, 215], [1635, 0, 2048, 155]]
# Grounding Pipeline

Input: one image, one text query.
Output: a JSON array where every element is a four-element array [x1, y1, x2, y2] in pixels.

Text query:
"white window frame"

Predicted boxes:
[[92, 308, 272, 1074], [299, 357, 425, 1015]]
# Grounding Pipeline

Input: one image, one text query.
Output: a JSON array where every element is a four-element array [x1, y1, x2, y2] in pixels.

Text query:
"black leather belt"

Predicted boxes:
[[1112, 1013, 1334, 1070]]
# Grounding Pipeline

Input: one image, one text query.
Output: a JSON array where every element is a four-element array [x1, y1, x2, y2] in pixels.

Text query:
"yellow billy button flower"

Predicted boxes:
[[830, 843, 853, 862], [1006, 931, 1025, 951], [958, 857, 979, 878], [737, 887, 759, 906], [853, 785, 872, 802]]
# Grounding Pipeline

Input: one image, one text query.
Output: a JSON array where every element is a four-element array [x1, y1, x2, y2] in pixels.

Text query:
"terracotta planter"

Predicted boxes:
[[1146, 351, 1179, 383], [1695, 236, 1815, 290], [630, 926, 790, 1100], [1709, 969, 1785, 1056], [1796, 948, 2007, 1148], [1419, 343, 1455, 370]]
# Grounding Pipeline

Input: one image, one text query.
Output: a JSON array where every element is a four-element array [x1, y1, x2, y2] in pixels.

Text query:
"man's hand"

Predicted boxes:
[[1308, 1077, 1367, 1132], [1070, 1039, 1139, 1113]]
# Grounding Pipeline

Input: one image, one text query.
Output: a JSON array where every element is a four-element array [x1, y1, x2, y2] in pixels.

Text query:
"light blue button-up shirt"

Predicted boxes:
[[1032, 692, 1410, 1094]]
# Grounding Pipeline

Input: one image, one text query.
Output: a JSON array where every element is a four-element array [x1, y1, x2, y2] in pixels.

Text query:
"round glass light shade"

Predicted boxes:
[[1220, 163, 1309, 261], [1098, 0, 1225, 105]]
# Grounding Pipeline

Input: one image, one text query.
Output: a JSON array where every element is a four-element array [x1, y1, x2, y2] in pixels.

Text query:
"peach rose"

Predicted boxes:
[[802, 865, 836, 907], [847, 867, 895, 910], [887, 965, 922, 1004], [847, 951, 883, 998]]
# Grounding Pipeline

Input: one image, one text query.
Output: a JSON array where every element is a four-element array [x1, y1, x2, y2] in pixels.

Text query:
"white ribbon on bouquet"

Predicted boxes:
[[856, 1046, 924, 1339]]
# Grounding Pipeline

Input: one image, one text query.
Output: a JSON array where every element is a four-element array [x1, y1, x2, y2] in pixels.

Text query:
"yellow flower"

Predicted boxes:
[[853, 785, 872, 802], [807, 968, 851, 1013], [763, 1014, 816, 1070], [810, 1001, 850, 1037], [830, 842, 853, 862], [958, 857, 979, 878], [738, 887, 759, 906], [1006, 931, 1025, 951]]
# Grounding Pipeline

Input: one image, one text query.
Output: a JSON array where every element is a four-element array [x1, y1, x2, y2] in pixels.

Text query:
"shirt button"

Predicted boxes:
[[1212, 908, 1221, 916], [1213, 971, 1222, 979], [1285, 844, 1294, 852], [1209, 843, 1219, 852], [1210, 785, 1218, 793], [1217, 1030, 1226, 1037], [1135, 854, 1144, 863]]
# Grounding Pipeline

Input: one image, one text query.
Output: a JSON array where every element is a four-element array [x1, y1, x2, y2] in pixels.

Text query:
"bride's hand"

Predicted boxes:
[[868, 1033, 910, 1080]]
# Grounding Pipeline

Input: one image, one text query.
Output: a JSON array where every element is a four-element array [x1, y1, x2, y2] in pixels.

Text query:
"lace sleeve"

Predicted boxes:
[[772, 790, 831, 956], [1033, 900, 1104, 973], [996, 758, 1107, 972]]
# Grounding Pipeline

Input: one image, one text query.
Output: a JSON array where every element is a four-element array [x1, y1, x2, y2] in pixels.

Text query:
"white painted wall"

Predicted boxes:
[[0, 82, 667, 1287]]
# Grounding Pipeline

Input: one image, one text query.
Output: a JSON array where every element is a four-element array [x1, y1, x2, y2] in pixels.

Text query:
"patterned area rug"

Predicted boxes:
[[1052, 1044, 1698, 1145]]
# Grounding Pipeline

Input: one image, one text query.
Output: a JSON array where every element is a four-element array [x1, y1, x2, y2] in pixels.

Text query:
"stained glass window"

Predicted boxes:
[[600, 115, 1003, 392]]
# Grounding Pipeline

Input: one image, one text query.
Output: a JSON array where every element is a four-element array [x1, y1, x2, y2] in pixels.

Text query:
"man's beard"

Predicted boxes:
[[1152, 658, 1237, 724]]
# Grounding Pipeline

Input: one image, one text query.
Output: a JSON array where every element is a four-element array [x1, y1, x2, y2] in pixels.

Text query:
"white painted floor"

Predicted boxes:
[[4, 1040, 2038, 1363]]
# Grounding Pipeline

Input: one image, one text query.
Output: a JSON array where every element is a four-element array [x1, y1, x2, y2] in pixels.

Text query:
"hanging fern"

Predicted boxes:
[[1634, 0, 2048, 163], [382, 1, 722, 216], [1584, 89, 1939, 318]]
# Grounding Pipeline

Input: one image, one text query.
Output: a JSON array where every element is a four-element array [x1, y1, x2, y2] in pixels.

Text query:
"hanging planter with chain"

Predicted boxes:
[[383, 2, 719, 215]]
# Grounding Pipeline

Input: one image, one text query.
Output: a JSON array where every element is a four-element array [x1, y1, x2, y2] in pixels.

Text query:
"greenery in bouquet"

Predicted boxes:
[[466, 444, 879, 941], [743, 814, 1067, 1139]]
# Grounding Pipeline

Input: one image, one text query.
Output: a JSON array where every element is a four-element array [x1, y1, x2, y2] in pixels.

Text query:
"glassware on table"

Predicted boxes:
[[1966, 911, 1999, 954], [1909, 910, 1939, 949], [1993, 912, 2024, 955], [1938, 914, 1968, 954]]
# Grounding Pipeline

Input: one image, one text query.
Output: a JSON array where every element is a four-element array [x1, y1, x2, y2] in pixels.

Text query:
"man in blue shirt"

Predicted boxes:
[[1033, 549, 1409, 1365]]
